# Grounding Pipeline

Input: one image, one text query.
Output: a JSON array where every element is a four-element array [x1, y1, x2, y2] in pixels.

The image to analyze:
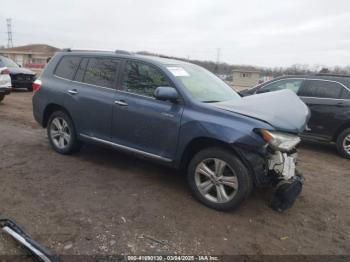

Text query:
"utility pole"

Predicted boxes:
[[215, 48, 221, 74], [7, 18, 13, 48], [216, 48, 221, 64]]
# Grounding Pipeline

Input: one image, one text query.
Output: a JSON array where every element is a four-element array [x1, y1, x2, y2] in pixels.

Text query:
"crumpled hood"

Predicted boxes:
[[212, 90, 310, 133], [8, 67, 35, 75]]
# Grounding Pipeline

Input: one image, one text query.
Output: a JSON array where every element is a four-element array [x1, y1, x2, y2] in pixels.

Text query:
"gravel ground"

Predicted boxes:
[[0, 91, 349, 258]]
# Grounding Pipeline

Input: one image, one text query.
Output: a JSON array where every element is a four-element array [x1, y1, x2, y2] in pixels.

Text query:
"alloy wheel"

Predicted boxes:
[[343, 134, 350, 155], [50, 117, 71, 149], [194, 158, 239, 203]]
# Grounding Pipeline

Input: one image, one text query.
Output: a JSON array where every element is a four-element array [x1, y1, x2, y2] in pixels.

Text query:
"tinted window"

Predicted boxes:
[[83, 58, 119, 88], [122, 61, 172, 97], [55, 56, 81, 80], [261, 79, 303, 93], [74, 58, 88, 82], [341, 88, 350, 99], [298, 80, 342, 99]]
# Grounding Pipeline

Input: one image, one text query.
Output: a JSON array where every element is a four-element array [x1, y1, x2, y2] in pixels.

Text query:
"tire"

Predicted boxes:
[[27, 86, 33, 92], [0, 95, 4, 102], [47, 110, 81, 154], [187, 147, 253, 211], [336, 128, 350, 159]]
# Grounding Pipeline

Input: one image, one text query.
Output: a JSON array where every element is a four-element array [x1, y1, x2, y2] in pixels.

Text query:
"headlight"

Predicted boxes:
[[259, 129, 301, 152]]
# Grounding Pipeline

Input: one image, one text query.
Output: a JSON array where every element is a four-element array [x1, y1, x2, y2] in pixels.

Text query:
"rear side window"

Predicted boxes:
[[54, 56, 81, 80], [298, 80, 342, 99], [260, 79, 303, 93], [83, 58, 119, 88]]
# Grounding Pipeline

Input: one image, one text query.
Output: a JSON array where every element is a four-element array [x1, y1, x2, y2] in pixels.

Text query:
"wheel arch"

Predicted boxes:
[[333, 121, 350, 141], [42, 103, 72, 128], [179, 137, 246, 170]]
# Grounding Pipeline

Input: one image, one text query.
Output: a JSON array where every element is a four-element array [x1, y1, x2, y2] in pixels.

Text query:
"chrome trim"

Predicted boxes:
[[299, 96, 350, 101], [68, 89, 78, 95], [79, 134, 172, 162], [114, 100, 128, 106], [259, 77, 350, 93], [2, 226, 53, 262]]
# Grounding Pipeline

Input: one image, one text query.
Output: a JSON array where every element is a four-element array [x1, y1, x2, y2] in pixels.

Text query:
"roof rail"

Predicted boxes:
[[314, 73, 350, 78], [60, 48, 133, 56], [115, 50, 133, 55]]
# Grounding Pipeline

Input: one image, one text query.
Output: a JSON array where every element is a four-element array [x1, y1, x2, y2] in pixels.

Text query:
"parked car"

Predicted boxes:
[[0, 67, 12, 102], [0, 56, 36, 91], [240, 75, 350, 159], [32, 49, 310, 211]]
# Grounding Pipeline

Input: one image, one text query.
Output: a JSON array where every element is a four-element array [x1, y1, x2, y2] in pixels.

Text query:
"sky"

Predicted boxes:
[[0, 0, 350, 67]]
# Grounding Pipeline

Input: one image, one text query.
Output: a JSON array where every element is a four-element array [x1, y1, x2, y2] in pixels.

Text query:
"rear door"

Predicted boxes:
[[62, 56, 120, 141], [111, 60, 184, 161], [298, 79, 344, 140]]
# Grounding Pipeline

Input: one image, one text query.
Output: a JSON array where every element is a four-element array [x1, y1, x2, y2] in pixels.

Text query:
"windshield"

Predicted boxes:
[[0, 56, 19, 68], [166, 63, 240, 103]]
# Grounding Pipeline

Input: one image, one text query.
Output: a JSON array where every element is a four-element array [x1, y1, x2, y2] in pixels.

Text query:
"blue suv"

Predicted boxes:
[[32, 50, 310, 211]]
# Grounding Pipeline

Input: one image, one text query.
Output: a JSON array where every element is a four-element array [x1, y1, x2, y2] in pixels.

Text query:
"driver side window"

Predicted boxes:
[[260, 79, 304, 93]]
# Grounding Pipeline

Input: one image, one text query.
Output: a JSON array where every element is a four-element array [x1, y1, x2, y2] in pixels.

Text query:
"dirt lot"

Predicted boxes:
[[0, 91, 349, 258]]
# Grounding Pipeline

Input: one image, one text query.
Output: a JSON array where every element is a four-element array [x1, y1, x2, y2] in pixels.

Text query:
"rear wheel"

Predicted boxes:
[[187, 147, 253, 211], [0, 95, 4, 102], [336, 128, 350, 159], [47, 111, 81, 154]]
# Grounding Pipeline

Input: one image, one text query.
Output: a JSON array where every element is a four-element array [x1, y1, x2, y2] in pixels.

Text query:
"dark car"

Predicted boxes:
[[0, 56, 36, 91], [32, 49, 310, 211], [240, 75, 350, 159]]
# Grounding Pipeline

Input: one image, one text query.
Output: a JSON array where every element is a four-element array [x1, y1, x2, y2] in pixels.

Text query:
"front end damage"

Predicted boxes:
[[237, 129, 305, 212], [267, 150, 304, 212]]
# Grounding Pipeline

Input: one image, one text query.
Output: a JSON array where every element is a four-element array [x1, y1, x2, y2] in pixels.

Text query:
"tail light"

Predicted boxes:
[[1, 68, 10, 75], [32, 79, 42, 92]]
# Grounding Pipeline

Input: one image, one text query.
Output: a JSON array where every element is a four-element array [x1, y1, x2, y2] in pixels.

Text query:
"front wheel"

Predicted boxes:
[[0, 95, 4, 102], [187, 147, 253, 211], [47, 111, 81, 154], [336, 128, 350, 159]]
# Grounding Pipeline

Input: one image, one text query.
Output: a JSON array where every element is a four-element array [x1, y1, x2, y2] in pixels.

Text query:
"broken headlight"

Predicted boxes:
[[259, 129, 301, 152]]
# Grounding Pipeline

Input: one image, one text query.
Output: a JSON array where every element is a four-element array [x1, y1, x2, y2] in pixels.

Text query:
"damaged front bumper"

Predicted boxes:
[[267, 150, 304, 212]]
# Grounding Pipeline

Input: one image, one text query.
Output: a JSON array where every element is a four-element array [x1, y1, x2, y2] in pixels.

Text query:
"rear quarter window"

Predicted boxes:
[[54, 56, 81, 80]]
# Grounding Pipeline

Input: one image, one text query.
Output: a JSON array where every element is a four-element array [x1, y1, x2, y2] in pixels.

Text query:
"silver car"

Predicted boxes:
[[0, 67, 12, 102]]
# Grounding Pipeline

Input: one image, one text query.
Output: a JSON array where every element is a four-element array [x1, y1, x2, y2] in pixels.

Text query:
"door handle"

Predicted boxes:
[[68, 89, 78, 95], [114, 100, 128, 106]]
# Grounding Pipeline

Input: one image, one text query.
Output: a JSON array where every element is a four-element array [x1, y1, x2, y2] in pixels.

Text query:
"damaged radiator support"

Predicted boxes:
[[267, 151, 304, 212]]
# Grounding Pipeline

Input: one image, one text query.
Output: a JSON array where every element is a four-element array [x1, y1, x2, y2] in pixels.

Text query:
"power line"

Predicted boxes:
[[6, 18, 13, 48]]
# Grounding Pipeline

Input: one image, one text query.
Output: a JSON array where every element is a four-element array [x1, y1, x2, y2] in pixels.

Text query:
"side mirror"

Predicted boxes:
[[154, 86, 179, 102]]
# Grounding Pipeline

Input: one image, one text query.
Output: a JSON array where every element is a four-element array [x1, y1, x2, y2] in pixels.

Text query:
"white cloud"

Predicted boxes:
[[0, 0, 349, 67]]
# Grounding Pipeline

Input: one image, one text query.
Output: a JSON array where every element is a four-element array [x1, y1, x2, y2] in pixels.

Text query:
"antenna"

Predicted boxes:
[[6, 18, 13, 48]]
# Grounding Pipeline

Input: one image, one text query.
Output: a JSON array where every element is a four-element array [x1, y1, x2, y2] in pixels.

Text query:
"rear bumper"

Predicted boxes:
[[11, 80, 33, 89], [0, 87, 11, 95]]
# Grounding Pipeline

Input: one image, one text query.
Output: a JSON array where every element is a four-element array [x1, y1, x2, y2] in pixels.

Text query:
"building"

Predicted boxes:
[[232, 69, 260, 91], [0, 44, 59, 69]]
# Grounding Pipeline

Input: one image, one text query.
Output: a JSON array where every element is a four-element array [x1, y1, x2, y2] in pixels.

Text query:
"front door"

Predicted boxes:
[[111, 60, 183, 161]]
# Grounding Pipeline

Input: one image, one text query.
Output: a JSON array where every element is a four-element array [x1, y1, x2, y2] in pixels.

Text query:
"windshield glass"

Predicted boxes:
[[166, 64, 240, 103], [0, 56, 19, 68]]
